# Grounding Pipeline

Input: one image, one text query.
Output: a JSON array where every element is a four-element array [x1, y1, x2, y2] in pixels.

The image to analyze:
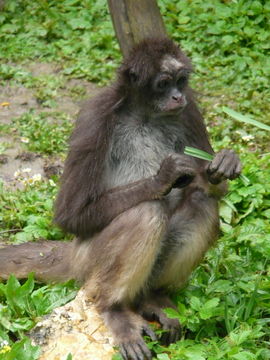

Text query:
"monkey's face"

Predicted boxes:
[[151, 56, 190, 115]]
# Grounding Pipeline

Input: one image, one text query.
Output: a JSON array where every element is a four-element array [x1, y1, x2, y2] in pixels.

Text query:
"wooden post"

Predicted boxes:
[[107, 0, 167, 57]]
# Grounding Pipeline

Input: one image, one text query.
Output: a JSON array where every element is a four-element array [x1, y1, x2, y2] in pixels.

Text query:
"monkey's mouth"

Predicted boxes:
[[162, 98, 187, 113], [163, 103, 186, 114]]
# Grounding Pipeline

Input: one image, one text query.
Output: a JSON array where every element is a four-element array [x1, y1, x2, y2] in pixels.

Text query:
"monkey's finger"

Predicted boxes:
[[136, 341, 152, 360], [120, 343, 142, 360], [142, 324, 157, 341], [131, 345, 145, 360], [207, 151, 226, 174], [160, 328, 170, 346], [214, 154, 241, 180], [230, 161, 242, 179], [169, 326, 181, 344], [119, 344, 129, 360], [173, 171, 195, 189], [208, 172, 225, 185]]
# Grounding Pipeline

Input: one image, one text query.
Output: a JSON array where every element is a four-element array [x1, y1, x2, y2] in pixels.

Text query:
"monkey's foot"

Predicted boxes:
[[102, 307, 156, 360], [119, 323, 157, 360], [140, 295, 181, 346], [158, 315, 181, 346]]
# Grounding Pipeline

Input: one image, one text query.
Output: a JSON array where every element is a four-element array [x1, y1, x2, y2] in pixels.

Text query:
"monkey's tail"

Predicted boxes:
[[0, 240, 72, 283]]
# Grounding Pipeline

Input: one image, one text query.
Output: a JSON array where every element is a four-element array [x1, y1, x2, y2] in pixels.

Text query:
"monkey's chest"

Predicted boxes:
[[106, 123, 183, 188]]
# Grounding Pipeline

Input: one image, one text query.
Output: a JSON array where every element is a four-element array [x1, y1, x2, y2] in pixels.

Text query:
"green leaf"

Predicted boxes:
[[0, 304, 12, 330], [112, 353, 123, 360], [220, 203, 233, 224], [10, 318, 34, 332], [1, 24, 20, 34], [157, 355, 170, 360], [6, 274, 35, 315], [163, 308, 180, 319], [229, 329, 252, 345], [222, 106, 270, 131], [178, 16, 190, 24], [208, 280, 233, 293], [190, 297, 201, 311], [184, 147, 213, 161], [199, 298, 219, 320], [3, 337, 40, 360], [68, 18, 91, 30], [5, 275, 22, 315], [231, 351, 255, 360], [31, 281, 77, 316], [13, 232, 34, 243], [185, 348, 206, 360]]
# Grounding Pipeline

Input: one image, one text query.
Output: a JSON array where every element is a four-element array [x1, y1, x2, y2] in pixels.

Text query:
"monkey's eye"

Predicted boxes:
[[176, 76, 188, 88], [157, 79, 170, 91]]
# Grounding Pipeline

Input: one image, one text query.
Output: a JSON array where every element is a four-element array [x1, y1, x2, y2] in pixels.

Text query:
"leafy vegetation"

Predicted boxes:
[[0, 0, 269, 359], [11, 111, 73, 155], [0, 179, 66, 243], [0, 275, 77, 360], [0, 0, 120, 84]]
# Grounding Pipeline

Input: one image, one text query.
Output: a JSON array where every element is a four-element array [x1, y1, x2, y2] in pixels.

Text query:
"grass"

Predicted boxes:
[[11, 111, 73, 155], [0, 0, 269, 359]]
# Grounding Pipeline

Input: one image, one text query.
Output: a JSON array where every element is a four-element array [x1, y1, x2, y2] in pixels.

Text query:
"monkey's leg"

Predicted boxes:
[[142, 193, 220, 346], [155, 192, 219, 290], [75, 201, 168, 360], [139, 290, 181, 346]]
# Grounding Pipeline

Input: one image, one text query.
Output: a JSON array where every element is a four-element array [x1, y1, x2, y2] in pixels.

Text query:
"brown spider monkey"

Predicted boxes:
[[0, 38, 241, 360]]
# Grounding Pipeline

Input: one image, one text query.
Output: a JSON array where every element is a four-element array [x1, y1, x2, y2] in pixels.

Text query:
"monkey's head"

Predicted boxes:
[[119, 37, 192, 115]]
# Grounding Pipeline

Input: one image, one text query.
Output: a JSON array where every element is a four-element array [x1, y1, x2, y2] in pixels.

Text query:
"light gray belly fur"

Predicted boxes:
[[105, 120, 185, 189]]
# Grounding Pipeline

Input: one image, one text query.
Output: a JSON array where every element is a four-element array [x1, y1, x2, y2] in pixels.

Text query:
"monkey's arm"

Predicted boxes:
[[55, 152, 196, 238], [55, 175, 165, 238]]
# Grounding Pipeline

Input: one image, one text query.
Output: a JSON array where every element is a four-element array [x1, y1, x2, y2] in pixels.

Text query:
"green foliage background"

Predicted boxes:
[[0, 0, 269, 359]]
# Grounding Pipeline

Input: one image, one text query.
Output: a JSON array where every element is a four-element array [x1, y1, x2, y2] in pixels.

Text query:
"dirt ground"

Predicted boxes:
[[0, 62, 98, 187]]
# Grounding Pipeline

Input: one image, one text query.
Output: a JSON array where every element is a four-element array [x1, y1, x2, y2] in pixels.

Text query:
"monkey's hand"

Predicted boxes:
[[156, 154, 196, 195], [207, 149, 242, 184]]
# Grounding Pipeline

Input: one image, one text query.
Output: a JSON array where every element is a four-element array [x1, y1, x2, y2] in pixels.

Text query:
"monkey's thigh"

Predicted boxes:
[[79, 201, 168, 307], [154, 195, 219, 290]]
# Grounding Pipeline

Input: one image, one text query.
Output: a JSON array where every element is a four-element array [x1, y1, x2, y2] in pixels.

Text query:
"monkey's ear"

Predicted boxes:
[[121, 62, 150, 88], [128, 69, 138, 84]]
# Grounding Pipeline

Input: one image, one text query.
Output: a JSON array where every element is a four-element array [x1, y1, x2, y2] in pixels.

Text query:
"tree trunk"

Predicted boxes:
[[108, 0, 166, 57]]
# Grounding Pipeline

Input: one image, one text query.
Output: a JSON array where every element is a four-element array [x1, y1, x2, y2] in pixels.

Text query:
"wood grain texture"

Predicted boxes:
[[108, 0, 166, 56]]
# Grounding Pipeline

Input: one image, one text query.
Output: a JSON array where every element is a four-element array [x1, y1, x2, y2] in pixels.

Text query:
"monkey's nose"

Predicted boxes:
[[172, 94, 186, 107], [172, 94, 182, 102]]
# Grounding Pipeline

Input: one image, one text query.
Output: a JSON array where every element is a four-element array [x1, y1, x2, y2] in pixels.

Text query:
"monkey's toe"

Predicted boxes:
[[142, 323, 157, 341], [159, 318, 181, 346], [120, 338, 152, 360], [160, 325, 181, 346]]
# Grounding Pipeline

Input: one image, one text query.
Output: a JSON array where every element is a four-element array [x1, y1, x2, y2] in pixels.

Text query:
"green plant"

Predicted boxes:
[[0, 274, 77, 360], [0, 178, 68, 243], [11, 110, 73, 155]]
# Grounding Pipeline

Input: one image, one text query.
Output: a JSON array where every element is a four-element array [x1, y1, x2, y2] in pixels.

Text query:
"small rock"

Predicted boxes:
[[43, 163, 63, 178], [0, 154, 8, 164], [16, 152, 39, 162]]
